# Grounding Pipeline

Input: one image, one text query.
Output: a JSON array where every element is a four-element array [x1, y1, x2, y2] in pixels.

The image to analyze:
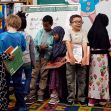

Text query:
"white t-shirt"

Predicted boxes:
[[63, 28, 88, 44]]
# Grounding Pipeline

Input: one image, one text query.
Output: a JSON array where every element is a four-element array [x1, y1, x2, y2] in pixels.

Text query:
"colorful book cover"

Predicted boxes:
[[4, 46, 24, 76]]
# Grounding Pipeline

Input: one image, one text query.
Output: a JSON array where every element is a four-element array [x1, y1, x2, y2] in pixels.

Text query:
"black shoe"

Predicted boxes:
[[25, 96, 36, 105], [79, 101, 87, 106]]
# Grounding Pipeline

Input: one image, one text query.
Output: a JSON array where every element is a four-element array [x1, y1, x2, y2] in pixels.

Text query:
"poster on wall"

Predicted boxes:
[[24, 4, 80, 39], [66, 0, 111, 38]]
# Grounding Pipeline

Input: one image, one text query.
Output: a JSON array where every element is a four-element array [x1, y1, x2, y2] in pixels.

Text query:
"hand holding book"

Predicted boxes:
[[4, 46, 24, 76]]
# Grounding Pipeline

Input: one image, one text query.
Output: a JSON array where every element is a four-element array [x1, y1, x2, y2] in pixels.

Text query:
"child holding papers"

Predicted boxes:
[[63, 14, 88, 105], [0, 14, 26, 111]]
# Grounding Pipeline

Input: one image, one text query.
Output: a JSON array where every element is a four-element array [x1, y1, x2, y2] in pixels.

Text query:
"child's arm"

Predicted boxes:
[[21, 34, 26, 51], [81, 42, 87, 65], [29, 36, 36, 68]]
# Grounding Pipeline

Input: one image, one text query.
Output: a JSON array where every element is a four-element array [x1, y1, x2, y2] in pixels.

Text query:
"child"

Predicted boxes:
[[63, 14, 88, 105], [28, 15, 53, 102], [88, 13, 110, 106], [0, 14, 26, 111], [17, 11, 36, 94], [16, 11, 36, 108], [48, 26, 67, 104]]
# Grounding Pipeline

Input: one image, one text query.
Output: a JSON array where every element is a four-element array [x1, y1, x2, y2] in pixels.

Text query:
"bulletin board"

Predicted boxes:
[[22, 4, 80, 39], [37, 0, 67, 5]]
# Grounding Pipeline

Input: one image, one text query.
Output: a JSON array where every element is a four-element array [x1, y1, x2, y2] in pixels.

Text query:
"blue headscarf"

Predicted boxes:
[[51, 26, 66, 60]]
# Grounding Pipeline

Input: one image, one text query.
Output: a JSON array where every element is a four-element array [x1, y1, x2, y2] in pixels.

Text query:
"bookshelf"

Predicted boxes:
[[0, 0, 27, 4]]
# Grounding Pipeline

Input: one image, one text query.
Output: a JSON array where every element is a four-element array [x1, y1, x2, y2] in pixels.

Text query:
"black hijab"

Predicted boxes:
[[88, 13, 110, 49]]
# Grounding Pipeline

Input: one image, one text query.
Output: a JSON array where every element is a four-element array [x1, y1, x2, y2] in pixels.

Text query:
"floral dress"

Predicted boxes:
[[0, 53, 9, 111], [88, 54, 109, 100]]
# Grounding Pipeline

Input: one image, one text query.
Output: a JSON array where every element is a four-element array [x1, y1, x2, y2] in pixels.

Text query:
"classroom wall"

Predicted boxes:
[[24, 0, 111, 38]]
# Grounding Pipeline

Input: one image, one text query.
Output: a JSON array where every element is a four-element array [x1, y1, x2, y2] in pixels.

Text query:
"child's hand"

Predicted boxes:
[[109, 51, 111, 57], [61, 57, 66, 63], [40, 44, 48, 49], [81, 57, 86, 66], [9, 54, 14, 61], [70, 56, 77, 65]]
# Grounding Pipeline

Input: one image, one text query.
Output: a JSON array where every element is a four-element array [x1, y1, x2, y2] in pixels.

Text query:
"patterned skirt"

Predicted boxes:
[[0, 61, 8, 111], [88, 54, 109, 100]]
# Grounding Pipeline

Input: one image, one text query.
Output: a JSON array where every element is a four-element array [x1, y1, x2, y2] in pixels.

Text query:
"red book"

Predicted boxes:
[[43, 61, 66, 69]]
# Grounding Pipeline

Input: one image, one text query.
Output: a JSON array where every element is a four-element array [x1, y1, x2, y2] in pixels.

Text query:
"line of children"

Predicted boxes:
[[0, 12, 111, 110]]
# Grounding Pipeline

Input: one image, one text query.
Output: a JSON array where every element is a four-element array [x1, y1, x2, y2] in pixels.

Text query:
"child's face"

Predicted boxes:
[[53, 33, 59, 41], [70, 17, 83, 32], [43, 22, 52, 32]]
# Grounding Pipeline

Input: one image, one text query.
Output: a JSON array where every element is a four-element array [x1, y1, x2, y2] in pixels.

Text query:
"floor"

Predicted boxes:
[[9, 95, 111, 111]]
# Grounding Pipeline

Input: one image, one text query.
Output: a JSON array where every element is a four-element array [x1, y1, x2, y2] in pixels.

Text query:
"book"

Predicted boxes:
[[4, 46, 24, 76], [4, 46, 14, 54], [72, 44, 82, 64], [43, 61, 66, 69], [66, 44, 90, 65]]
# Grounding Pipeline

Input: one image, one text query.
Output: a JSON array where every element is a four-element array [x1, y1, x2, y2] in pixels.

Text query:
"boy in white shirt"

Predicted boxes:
[[63, 14, 88, 105]]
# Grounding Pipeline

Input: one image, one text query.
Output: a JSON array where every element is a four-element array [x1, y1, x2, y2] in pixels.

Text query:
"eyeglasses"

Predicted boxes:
[[71, 21, 84, 24]]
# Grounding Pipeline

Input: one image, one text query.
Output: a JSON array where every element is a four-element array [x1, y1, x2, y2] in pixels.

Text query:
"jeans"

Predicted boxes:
[[21, 63, 32, 95]]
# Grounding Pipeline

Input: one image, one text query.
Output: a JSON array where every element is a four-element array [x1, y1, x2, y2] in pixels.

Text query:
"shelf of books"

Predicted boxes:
[[0, 0, 27, 4]]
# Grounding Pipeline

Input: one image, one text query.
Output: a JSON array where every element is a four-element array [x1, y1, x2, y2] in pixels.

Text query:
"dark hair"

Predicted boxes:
[[42, 15, 53, 25], [16, 11, 27, 30], [88, 13, 110, 49], [69, 14, 82, 24]]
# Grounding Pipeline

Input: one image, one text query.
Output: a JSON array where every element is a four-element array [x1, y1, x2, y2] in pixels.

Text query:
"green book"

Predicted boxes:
[[4, 46, 24, 76]]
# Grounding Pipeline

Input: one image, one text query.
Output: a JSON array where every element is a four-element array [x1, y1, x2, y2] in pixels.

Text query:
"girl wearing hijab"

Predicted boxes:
[[48, 26, 67, 104], [88, 13, 110, 106]]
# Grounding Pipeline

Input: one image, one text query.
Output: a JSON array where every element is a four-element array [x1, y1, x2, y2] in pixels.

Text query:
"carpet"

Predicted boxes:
[[9, 95, 111, 111]]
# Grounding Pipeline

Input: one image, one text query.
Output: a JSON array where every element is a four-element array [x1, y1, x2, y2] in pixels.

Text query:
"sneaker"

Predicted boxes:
[[25, 96, 36, 105], [99, 100, 107, 106], [37, 95, 44, 102], [88, 99, 96, 107], [48, 98, 60, 105], [50, 93, 58, 98], [66, 101, 74, 106]]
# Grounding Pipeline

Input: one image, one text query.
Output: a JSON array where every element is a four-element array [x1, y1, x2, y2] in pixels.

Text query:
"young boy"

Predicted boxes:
[[27, 15, 53, 102], [0, 14, 26, 111], [16, 11, 36, 109], [63, 14, 88, 105]]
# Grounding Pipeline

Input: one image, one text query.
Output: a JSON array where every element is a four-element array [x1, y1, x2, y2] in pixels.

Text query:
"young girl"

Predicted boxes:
[[88, 13, 110, 106], [48, 26, 67, 104]]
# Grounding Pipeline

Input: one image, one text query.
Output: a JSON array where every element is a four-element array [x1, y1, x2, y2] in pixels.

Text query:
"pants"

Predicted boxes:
[[66, 63, 87, 102], [21, 63, 32, 95], [30, 58, 48, 96], [11, 67, 27, 111]]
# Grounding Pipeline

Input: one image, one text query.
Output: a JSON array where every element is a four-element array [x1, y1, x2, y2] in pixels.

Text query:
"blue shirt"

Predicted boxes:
[[0, 31, 26, 54], [34, 29, 53, 60]]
